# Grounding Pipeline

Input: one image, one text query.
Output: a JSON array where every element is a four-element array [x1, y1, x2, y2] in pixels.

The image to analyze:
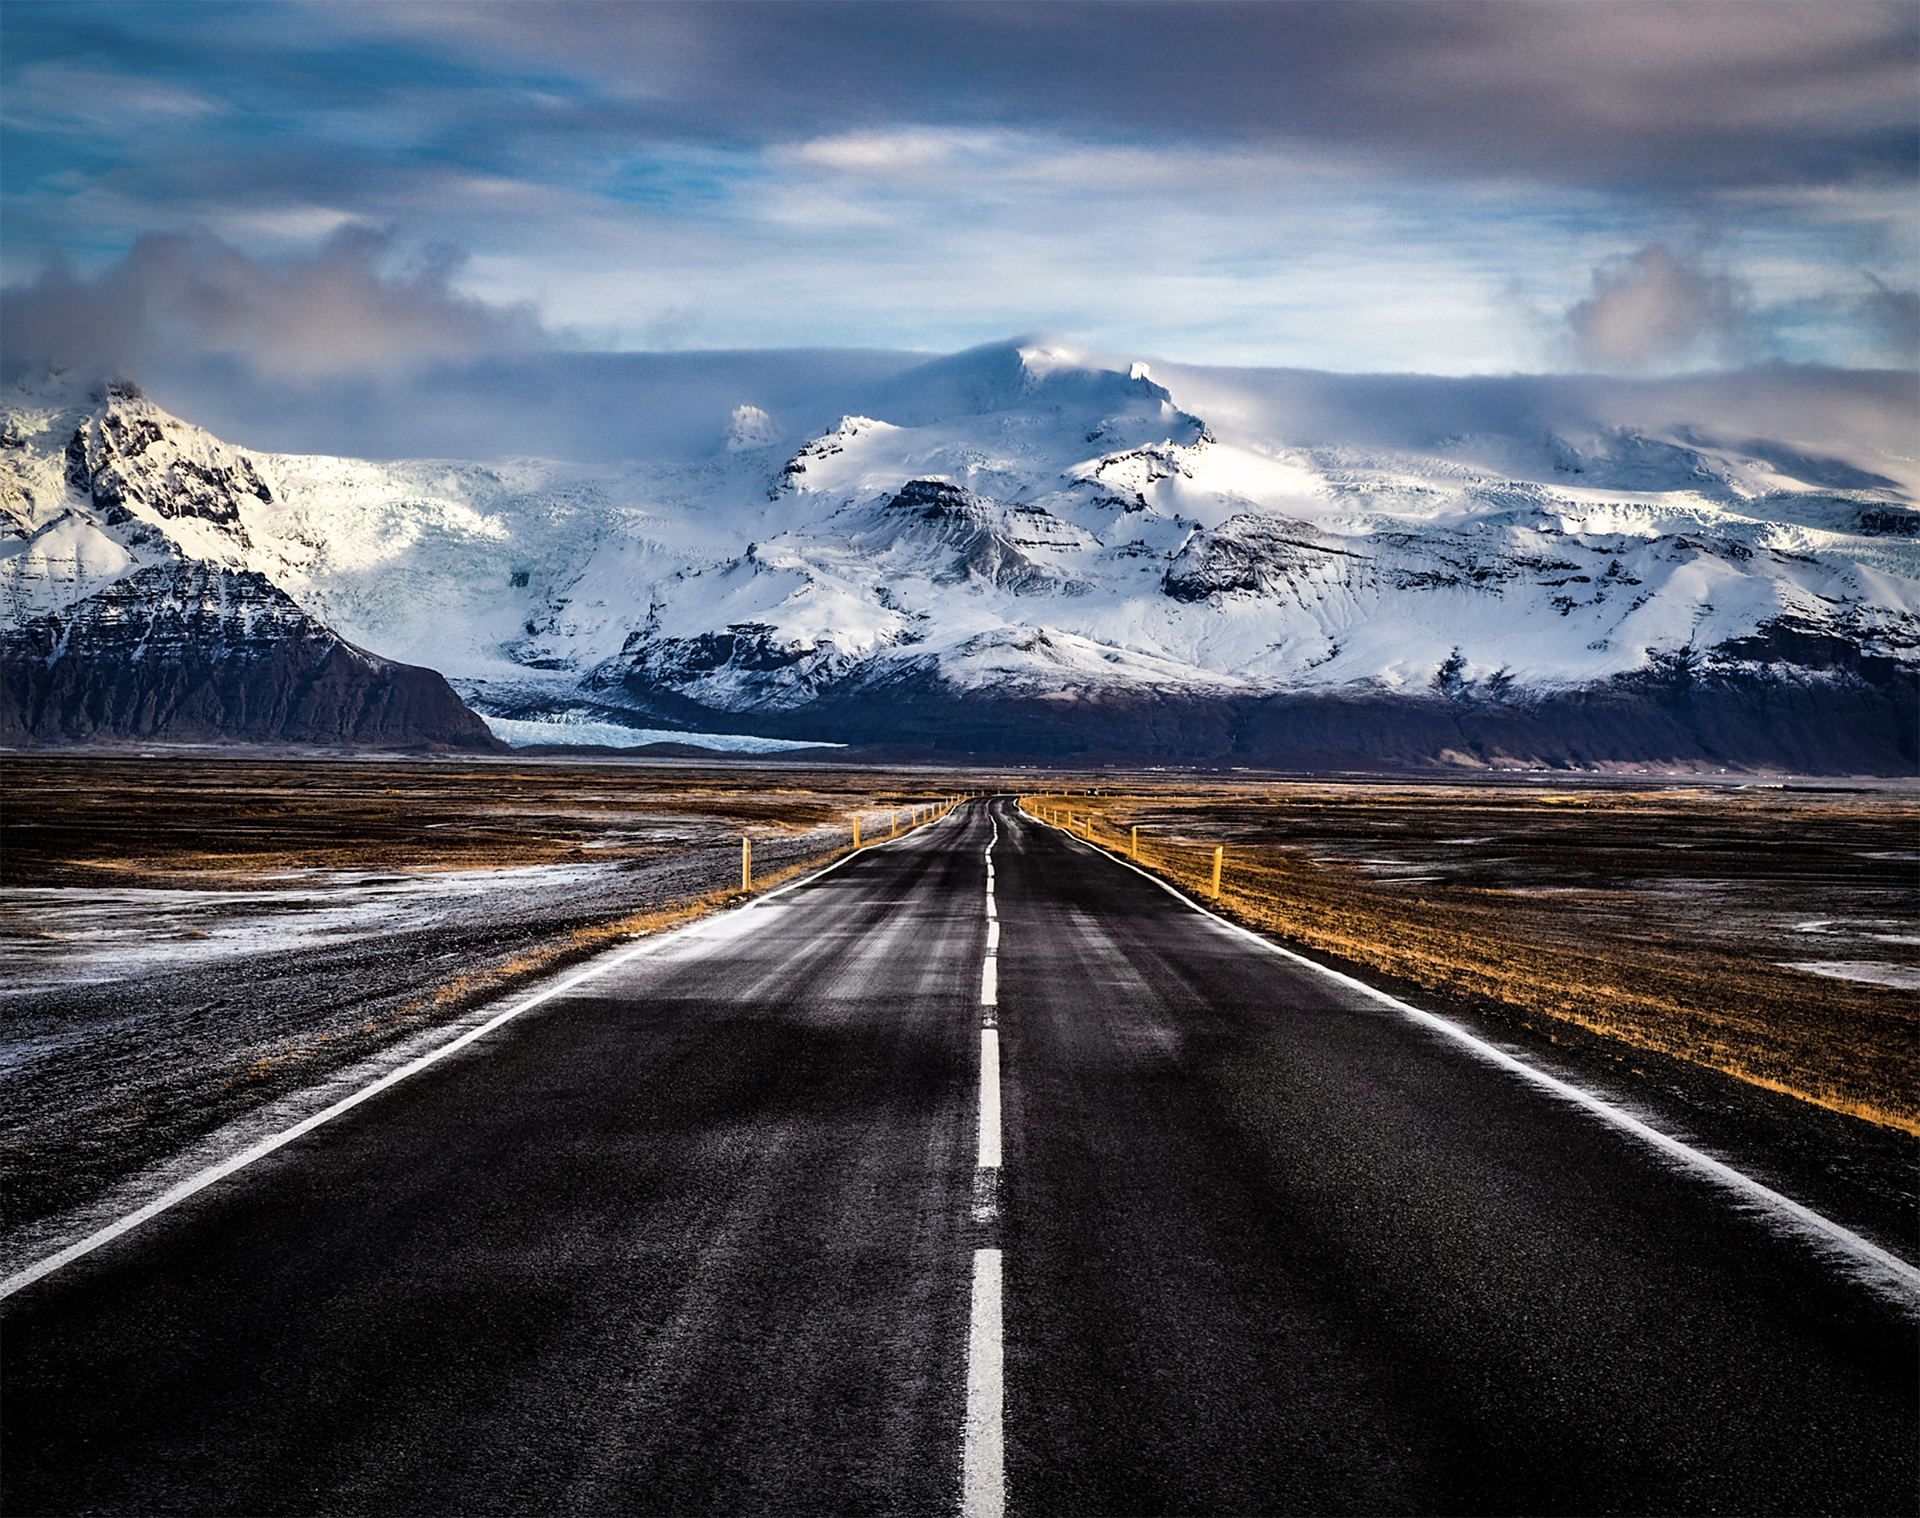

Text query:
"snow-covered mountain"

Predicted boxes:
[[0, 378, 497, 748], [3, 344, 1915, 768]]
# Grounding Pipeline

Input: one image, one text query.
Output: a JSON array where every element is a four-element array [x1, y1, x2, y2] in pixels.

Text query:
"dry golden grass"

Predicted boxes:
[[1025, 788, 1919, 1135]]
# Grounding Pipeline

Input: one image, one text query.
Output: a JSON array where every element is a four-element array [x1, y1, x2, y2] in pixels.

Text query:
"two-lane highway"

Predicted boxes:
[[4, 798, 1915, 1515]]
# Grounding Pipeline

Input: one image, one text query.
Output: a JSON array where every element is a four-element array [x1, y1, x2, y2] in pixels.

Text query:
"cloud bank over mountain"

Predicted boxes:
[[1, 228, 548, 383]]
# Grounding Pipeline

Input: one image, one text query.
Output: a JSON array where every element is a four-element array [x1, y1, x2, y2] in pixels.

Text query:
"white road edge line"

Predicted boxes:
[[0, 832, 906, 1302], [962, 1247, 1005, 1518], [1025, 808, 1920, 1303]]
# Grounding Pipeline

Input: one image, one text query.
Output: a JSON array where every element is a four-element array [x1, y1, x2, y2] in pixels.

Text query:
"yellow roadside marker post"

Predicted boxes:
[[853, 816, 861, 846], [743, 836, 752, 890], [892, 812, 899, 837], [1131, 826, 1139, 860], [1211, 845, 1223, 899]]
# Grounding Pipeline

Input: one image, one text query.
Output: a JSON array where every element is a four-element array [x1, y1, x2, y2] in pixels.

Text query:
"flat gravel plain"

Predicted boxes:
[[3, 800, 1914, 1515]]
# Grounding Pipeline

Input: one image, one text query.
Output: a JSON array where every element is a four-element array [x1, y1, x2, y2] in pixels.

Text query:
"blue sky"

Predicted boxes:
[[3, 0, 1915, 381]]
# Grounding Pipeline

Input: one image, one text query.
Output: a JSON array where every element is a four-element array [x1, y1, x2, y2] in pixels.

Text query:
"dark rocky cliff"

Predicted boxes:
[[590, 618, 1917, 774], [1, 564, 503, 749]]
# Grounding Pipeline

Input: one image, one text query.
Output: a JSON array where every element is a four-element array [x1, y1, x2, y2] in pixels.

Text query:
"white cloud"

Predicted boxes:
[[786, 130, 975, 173], [1, 227, 547, 381], [0, 61, 228, 135], [1565, 245, 1753, 371]]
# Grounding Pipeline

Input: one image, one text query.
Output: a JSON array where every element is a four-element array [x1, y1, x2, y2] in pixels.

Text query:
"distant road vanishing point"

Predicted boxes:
[[4, 800, 1914, 1515]]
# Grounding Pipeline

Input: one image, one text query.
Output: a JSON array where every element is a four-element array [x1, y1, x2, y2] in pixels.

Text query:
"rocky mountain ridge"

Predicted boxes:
[[2, 348, 1915, 769]]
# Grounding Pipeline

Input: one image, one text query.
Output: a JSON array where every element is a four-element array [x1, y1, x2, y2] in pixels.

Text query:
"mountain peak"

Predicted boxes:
[[725, 404, 783, 453], [858, 337, 1183, 429]]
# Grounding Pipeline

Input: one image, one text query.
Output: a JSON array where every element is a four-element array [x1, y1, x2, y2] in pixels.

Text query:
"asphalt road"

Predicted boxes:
[[4, 799, 1914, 1516]]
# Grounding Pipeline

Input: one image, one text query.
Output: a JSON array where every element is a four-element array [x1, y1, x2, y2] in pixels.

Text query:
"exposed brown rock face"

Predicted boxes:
[[1, 564, 503, 749]]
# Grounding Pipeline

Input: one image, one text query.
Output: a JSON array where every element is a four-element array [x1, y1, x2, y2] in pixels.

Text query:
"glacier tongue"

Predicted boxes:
[[3, 344, 1916, 766]]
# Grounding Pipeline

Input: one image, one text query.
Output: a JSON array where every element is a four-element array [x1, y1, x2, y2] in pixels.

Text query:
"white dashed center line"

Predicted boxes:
[[962, 1247, 1005, 1518], [962, 809, 1006, 1518], [977, 1030, 1002, 1169]]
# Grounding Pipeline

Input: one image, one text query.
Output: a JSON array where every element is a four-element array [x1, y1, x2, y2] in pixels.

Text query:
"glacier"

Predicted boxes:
[[2, 343, 1915, 768]]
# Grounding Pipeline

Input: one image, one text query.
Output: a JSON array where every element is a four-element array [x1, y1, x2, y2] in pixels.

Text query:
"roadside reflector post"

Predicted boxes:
[[1211, 845, 1223, 899], [853, 816, 861, 847], [743, 835, 752, 890], [1131, 826, 1139, 860], [892, 811, 899, 837]]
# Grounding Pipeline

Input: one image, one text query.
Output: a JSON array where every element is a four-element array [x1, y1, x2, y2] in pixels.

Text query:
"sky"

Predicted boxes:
[[2, 0, 1916, 401]]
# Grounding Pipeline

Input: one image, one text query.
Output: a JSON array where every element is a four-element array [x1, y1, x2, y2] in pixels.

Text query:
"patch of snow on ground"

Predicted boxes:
[[1779, 961, 1920, 990], [0, 864, 632, 992]]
